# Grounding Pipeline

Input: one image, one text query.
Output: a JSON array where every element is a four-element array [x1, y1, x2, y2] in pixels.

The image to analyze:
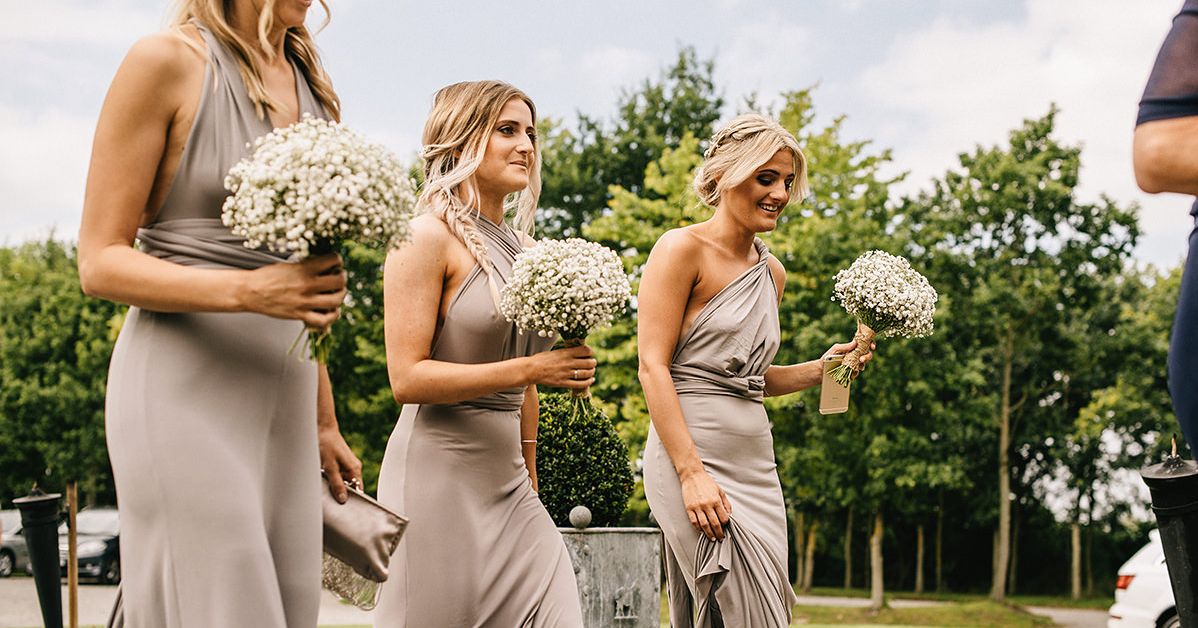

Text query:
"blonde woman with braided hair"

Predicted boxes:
[[375, 80, 588, 626], [640, 113, 873, 627], [79, 1, 361, 626]]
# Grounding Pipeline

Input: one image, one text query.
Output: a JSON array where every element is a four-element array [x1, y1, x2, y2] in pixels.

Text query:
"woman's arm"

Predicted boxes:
[[761, 257, 872, 396], [637, 230, 732, 541], [317, 364, 362, 503], [383, 217, 597, 405], [1133, 117, 1198, 195], [520, 385, 539, 491], [77, 33, 345, 327]]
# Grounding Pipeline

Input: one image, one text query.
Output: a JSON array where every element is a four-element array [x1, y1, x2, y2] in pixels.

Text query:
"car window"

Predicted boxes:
[[0, 511, 19, 536], [58, 510, 119, 536]]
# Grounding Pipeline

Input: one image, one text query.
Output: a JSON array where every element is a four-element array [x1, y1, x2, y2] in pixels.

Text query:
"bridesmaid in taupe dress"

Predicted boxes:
[[639, 114, 872, 627], [78, 2, 360, 626], [375, 81, 591, 627]]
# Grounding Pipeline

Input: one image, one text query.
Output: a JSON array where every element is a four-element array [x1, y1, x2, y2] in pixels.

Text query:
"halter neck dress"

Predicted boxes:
[[374, 217, 584, 627], [105, 24, 328, 628], [643, 238, 798, 627]]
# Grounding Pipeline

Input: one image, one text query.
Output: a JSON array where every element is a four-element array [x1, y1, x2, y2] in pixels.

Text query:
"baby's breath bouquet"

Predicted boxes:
[[500, 238, 631, 411], [830, 250, 938, 386], [222, 114, 417, 362]]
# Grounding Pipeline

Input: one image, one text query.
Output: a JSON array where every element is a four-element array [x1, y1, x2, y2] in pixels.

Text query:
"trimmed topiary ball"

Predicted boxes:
[[536, 391, 634, 527]]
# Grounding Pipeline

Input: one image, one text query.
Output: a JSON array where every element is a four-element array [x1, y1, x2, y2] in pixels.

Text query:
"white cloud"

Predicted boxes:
[[718, 13, 814, 110], [1, 1, 163, 46], [854, 0, 1191, 268], [579, 46, 658, 103], [0, 106, 95, 241]]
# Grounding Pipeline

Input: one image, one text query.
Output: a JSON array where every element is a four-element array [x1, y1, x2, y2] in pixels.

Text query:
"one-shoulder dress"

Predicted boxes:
[[105, 24, 329, 628], [374, 217, 583, 627], [643, 238, 798, 627]]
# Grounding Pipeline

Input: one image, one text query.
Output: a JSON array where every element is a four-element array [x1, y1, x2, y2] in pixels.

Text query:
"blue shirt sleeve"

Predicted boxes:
[[1138, 0, 1198, 125]]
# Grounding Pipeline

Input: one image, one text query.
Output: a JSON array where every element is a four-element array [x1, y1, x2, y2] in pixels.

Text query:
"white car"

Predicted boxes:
[[1108, 530, 1179, 628]]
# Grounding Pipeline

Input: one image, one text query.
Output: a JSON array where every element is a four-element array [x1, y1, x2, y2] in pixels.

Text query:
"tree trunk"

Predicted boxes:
[[915, 523, 925, 594], [794, 510, 806, 589], [990, 332, 1013, 601], [1085, 521, 1095, 597], [870, 509, 884, 611], [1070, 521, 1081, 600], [1007, 504, 1020, 595], [935, 493, 945, 592], [844, 507, 854, 590], [803, 517, 819, 592]]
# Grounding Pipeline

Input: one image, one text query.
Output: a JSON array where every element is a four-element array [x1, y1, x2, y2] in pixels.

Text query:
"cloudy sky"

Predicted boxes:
[[2, 0, 1193, 268]]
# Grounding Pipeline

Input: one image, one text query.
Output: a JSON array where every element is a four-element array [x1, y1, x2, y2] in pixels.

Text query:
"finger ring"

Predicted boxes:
[[572, 369, 578, 380]]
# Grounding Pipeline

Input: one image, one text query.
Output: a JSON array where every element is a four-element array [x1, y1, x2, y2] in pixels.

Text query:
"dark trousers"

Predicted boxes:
[[1172, 216, 1198, 455]]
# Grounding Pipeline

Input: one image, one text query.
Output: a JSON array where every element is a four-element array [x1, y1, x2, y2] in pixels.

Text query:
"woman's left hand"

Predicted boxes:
[[320, 427, 363, 503], [823, 339, 877, 378]]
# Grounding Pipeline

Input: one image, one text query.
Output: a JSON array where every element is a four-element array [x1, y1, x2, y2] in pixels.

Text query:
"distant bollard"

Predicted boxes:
[[14, 487, 63, 628], [1141, 438, 1198, 628]]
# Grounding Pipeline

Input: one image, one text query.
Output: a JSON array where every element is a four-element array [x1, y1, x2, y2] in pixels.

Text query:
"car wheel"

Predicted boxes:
[[100, 557, 120, 585], [0, 551, 13, 578], [1160, 609, 1181, 628]]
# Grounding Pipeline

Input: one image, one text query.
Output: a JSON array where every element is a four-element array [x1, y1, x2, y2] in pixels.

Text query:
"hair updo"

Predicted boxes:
[[694, 113, 809, 208]]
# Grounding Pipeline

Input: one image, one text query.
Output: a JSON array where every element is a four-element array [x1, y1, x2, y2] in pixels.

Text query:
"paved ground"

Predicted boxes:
[[0, 577, 372, 627], [0, 576, 1110, 627], [1025, 606, 1109, 628]]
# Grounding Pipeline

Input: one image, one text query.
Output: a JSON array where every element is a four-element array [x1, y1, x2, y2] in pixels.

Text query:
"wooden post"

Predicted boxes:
[[67, 482, 78, 628]]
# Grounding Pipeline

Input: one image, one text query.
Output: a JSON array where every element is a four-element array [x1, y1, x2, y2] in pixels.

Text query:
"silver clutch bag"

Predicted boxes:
[[321, 471, 408, 610]]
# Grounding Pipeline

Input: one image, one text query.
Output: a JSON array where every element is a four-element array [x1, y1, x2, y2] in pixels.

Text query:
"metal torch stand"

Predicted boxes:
[[14, 490, 63, 628], [1142, 454, 1198, 627]]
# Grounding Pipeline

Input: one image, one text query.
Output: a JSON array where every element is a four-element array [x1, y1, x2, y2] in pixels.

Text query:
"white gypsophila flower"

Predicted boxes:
[[500, 238, 632, 340], [221, 115, 417, 258], [831, 250, 938, 338]]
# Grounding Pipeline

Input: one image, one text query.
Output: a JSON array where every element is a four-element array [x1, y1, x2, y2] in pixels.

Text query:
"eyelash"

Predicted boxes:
[[498, 125, 538, 143], [757, 175, 793, 190]]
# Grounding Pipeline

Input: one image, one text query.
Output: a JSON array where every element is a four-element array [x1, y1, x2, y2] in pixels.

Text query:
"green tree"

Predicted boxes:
[[904, 107, 1140, 600], [0, 240, 123, 506], [539, 47, 723, 238]]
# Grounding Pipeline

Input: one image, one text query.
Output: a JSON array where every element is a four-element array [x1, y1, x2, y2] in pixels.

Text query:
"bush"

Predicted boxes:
[[536, 391, 634, 527]]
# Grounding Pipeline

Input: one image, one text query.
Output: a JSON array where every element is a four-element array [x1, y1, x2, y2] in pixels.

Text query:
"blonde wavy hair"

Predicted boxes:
[[419, 81, 540, 301], [170, 0, 341, 121], [694, 113, 809, 208]]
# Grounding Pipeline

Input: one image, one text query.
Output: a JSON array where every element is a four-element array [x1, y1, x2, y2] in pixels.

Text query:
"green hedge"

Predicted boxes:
[[536, 391, 634, 527]]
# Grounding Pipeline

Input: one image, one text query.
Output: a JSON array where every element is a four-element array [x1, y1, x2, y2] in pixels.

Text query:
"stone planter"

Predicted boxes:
[[560, 527, 660, 628]]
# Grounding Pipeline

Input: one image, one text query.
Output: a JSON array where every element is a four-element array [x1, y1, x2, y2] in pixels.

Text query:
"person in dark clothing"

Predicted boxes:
[[1135, 0, 1198, 455]]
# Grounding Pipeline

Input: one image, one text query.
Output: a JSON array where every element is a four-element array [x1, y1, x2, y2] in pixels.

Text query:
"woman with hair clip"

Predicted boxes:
[[639, 114, 873, 627], [374, 80, 588, 627], [78, 1, 360, 626]]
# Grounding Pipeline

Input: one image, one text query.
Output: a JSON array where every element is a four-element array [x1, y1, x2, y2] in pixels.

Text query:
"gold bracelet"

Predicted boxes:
[[521, 439, 537, 444]]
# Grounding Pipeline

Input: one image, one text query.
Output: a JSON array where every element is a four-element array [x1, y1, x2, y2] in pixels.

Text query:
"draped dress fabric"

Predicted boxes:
[[374, 217, 583, 627], [643, 238, 798, 627], [1138, 0, 1198, 454], [105, 24, 328, 628]]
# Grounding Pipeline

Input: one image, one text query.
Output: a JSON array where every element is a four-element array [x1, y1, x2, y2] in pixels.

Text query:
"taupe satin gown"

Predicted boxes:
[[643, 238, 799, 627], [374, 218, 584, 627], [104, 25, 328, 628]]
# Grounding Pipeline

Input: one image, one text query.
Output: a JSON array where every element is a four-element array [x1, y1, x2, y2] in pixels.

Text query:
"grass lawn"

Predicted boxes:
[[791, 600, 1054, 627], [805, 586, 1113, 610]]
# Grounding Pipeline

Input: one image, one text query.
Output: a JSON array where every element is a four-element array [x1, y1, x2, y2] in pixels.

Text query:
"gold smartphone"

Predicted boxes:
[[819, 353, 851, 415]]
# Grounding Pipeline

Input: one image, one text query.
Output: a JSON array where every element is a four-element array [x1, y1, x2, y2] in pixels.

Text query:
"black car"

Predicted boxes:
[[59, 508, 120, 584]]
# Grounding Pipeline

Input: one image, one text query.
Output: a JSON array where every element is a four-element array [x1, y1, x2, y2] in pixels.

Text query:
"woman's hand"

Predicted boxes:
[[239, 253, 347, 330], [525, 344, 597, 391], [681, 468, 732, 542], [319, 426, 363, 504], [823, 339, 877, 378]]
